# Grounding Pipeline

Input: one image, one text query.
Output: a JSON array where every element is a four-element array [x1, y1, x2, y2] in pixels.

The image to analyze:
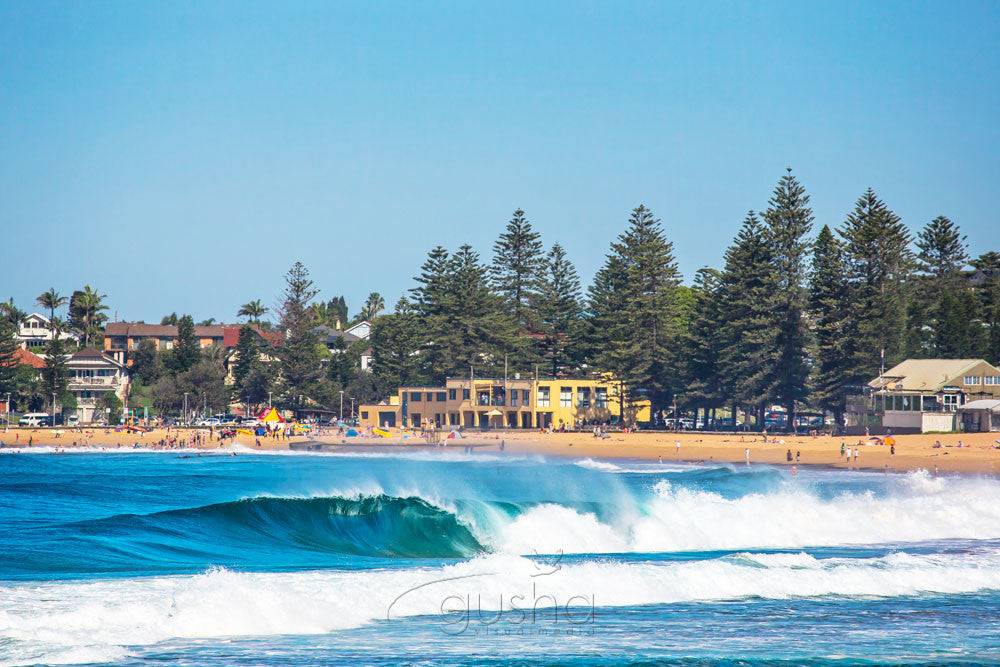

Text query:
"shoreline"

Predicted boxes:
[[3, 427, 999, 474]]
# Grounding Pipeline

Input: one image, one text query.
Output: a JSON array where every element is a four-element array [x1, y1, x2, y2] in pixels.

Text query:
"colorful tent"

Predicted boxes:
[[257, 407, 285, 423]]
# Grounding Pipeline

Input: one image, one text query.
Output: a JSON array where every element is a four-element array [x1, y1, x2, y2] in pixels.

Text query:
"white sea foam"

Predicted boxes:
[[482, 470, 1000, 554], [3, 548, 1000, 665]]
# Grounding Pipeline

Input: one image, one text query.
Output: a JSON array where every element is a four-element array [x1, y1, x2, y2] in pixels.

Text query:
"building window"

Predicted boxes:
[[410, 392, 422, 402], [449, 388, 457, 400], [523, 389, 530, 404], [537, 386, 550, 407], [985, 376, 1000, 386], [577, 387, 591, 408], [560, 386, 572, 408], [361, 411, 369, 420], [426, 392, 434, 402], [436, 392, 446, 402], [965, 376, 979, 385], [595, 388, 608, 408], [463, 388, 470, 400], [510, 392, 518, 407]]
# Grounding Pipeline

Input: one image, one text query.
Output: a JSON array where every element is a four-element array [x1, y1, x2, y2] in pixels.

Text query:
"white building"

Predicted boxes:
[[65, 348, 129, 423], [16, 313, 79, 350]]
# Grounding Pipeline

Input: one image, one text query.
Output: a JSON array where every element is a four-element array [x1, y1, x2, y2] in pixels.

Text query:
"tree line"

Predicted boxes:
[[366, 170, 1000, 427]]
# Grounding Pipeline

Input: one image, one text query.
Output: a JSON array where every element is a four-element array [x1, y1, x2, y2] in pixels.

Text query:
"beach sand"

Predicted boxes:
[[4, 426, 1000, 473]]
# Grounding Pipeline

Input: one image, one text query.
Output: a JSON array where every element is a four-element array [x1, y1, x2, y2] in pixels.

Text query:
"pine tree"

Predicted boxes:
[[913, 215, 971, 356], [371, 297, 429, 390], [172, 315, 201, 374], [491, 209, 543, 330], [41, 337, 69, 410], [717, 212, 778, 425], [972, 252, 1000, 364], [278, 261, 322, 408], [0, 318, 18, 397], [682, 268, 725, 421], [809, 225, 850, 423], [587, 205, 680, 419], [410, 246, 452, 377], [839, 189, 913, 384], [535, 242, 582, 377], [761, 169, 813, 427]]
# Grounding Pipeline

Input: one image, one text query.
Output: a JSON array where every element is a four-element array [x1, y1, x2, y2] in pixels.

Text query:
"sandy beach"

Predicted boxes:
[[4, 426, 1000, 473]]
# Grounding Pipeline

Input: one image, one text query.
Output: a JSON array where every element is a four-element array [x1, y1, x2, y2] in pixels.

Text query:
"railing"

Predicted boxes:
[[77, 398, 98, 406], [69, 377, 120, 387]]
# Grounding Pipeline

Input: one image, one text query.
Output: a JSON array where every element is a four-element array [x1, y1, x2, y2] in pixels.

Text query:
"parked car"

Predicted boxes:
[[18, 413, 49, 427]]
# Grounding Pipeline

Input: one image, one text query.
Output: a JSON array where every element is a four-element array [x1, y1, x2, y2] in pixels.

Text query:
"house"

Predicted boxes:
[[856, 359, 1000, 433], [104, 322, 230, 365], [15, 313, 79, 350], [221, 325, 282, 385], [65, 348, 129, 423], [345, 320, 372, 340], [313, 320, 371, 352], [358, 377, 650, 430]]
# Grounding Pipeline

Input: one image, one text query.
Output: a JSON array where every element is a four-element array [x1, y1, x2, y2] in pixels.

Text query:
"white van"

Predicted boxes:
[[19, 413, 49, 427]]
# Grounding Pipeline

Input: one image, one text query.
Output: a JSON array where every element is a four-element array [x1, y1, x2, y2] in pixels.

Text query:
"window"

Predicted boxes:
[[537, 386, 550, 407], [436, 392, 446, 402], [410, 392, 422, 402], [449, 388, 457, 400], [965, 376, 979, 385], [510, 392, 518, 407], [560, 386, 572, 407], [463, 388, 470, 400], [523, 389, 530, 404], [577, 387, 591, 407], [361, 411, 369, 420], [985, 376, 1000, 386], [595, 388, 608, 408], [427, 392, 434, 402]]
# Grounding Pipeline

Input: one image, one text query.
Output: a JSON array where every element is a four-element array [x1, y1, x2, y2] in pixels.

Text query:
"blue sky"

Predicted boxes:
[[2, 1, 998, 324]]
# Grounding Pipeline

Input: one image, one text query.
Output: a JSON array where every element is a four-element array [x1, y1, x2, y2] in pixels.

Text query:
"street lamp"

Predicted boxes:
[[5, 392, 10, 429], [52, 392, 56, 426], [339, 390, 344, 422], [268, 392, 272, 409], [350, 397, 355, 419], [183, 392, 189, 426]]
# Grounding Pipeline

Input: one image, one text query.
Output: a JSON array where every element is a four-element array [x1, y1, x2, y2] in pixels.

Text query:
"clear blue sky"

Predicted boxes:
[[2, 1, 998, 324]]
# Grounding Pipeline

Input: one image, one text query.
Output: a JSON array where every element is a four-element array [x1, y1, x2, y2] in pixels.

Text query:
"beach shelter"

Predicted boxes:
[[345, 428, 359, 437], [257, 407, 285, 424], [486, 408, 503, 428]]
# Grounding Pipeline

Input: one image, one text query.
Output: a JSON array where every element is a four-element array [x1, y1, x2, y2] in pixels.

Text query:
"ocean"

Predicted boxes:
[[2, 447, 1000, 666]]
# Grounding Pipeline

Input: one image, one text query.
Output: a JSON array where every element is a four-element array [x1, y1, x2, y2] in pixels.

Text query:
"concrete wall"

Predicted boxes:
[[882, 411, 922, 429]]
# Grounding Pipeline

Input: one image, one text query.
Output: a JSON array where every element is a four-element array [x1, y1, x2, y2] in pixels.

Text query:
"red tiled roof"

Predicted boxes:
[[105, 322, 229, 338], [7, 348, 46, 369], [222, 325, 283, 348]]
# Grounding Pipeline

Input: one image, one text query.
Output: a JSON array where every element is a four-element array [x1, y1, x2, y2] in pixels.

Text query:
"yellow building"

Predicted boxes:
[[358, 377, 650, 430]]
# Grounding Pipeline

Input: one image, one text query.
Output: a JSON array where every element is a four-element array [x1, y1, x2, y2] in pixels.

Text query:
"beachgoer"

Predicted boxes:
[[890, 443, 895, 455], [795, 451, 800, 462], [744, 447, 750, 464], [840, 442, 845, 457], [676, 441, 680, 456], [786, 449, 792, 462]]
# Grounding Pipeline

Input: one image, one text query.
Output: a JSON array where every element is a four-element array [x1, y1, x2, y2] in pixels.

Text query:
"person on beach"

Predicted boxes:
[[796, 451, 800, 462], [676, 441, 680, 456], [744, 447, 750, 464], [853, 448, 859, 461], [786, 449, 792, 462]]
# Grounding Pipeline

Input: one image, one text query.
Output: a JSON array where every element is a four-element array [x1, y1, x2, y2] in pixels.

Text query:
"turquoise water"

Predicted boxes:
[[2, 447, 1000, 665]]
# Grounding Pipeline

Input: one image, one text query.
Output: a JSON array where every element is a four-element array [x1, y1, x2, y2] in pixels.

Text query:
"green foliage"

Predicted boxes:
[[131, 339, 164, 384], [761, 170, 813, 424], [98, 391, 123, 424], [170, 315, 202, 374], [839, 189, 913, 384], [0, 319, 19, 397], [491, 209, 543, 332], [36, 288, 68, 321], [277, 262, 322, 408], [41, 337, 69, 406], [586, 205, 681, 417], [237, 300, 268, 323], [70, 286, 108, 347], [682, 268, 724, 411], [809, 225, 850, 418], [535, 242, 582, 377]]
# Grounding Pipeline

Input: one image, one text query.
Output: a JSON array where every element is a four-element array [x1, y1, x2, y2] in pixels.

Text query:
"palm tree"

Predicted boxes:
[[74, 285, 108, 347], [36, 288, 68, 324], [238, 300, 268, 323], [362, 292, 384, 321]]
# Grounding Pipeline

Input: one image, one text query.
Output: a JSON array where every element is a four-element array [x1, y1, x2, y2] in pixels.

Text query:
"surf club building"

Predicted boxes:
[[65, 348, 129, 423], [850, 358, 1000, 434], [357, 377, 650, 430]]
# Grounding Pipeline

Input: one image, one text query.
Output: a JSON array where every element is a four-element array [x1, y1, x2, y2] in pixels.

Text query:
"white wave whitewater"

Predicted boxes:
[[4, 547, 1000, 665], [493, 470, 1000, 554]]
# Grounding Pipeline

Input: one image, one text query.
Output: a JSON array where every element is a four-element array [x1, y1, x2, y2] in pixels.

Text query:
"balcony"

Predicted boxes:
[[68, 377, 121, 390]]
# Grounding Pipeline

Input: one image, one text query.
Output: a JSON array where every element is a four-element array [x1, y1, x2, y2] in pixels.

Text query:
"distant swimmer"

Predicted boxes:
[[676, 441, 680, 456], [744, 447, 750, 465]]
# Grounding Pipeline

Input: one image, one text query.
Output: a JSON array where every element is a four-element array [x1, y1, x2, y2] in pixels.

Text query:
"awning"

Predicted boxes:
[[961, 399, 1000, 413]]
